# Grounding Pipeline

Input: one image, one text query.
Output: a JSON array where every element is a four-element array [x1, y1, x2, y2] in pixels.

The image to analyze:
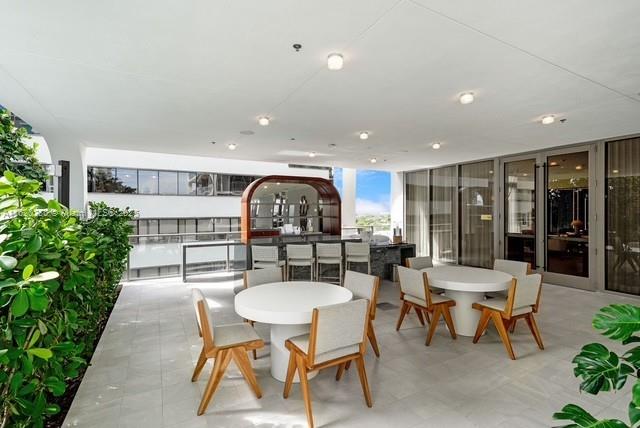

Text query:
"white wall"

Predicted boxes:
[[341, 168, 356, 227], [390, 172, 404, 235]]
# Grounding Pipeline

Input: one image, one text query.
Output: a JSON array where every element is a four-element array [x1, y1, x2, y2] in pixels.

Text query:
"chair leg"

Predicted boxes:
[[197, 349, 232, 415], [491, 312, 516, 360], [525, 313, 544, 350], [395, 301, 410, 331], [425, 307, 442, 346], [335, 362, 346, 381], [283, 350, 297, 398], [355, 355, 373, 408], [473, 309, 491, 344], [414, 307, 426, 326], [345, 360, 352, 371], [191, 347, 207, 382], [231, 348, 262, 398], [367, 320, 381, 357], [441, 305, 457, 339], [509, 318, 517, 333], [296, 354, 314, 428]]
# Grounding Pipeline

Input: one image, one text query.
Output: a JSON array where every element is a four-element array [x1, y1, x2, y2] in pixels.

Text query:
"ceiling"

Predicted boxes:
[[1, 0, 639, 172]]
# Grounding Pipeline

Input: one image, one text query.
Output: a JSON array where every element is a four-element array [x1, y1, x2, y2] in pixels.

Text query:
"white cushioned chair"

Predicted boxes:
[[488, 259, 532, 298], [283, 299, 372, 428], [344, 270, 381, 357], [405, 256, 444, 294], [315, 243, 343, 285], [251, 245, 285, 269], [396, 265, 457, 346], [190, 289, 264, 415], [472, 273, 544, 360], [345, 242, 371, 274], [286, 244, 314, 280]]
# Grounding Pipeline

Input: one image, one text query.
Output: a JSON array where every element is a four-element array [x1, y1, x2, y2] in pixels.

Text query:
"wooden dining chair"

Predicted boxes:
[[395, 266, 457, 346], [283, 299, 372, 428], [488, 259, 532, 298], [344, 270, 381, 357], [471, 273, 544, 360], [405, 256, 443, 295], [242, 267, 283, 359], [191, 289, 264, 415]]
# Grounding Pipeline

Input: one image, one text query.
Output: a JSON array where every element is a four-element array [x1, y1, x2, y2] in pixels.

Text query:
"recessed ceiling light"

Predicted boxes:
[[613, 169, 619, 174], [550, 161, 558, 166], [541, 115, 555, 125], [276, 182, 281, 185], [258, 116, 270, 126], [263, 185, 268, 189], [370, 158, 377, 164], [327, 53, 344, 71], [359, 131, 369, 140], [210, 141, 216, 145], [459, 92, 474, 105], [431, 142, 441, 150], [227, 143, 237, 150], [328, 143, 337, 148], [523, 173, 528, 177], [575, 165, 583, 170], [489, 170, 494, 174], [308, 152, 316, 158]]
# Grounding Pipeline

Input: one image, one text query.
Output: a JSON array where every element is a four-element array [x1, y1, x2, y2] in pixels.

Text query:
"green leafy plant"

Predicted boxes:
[[554, 304, 640, 427], [0, 172, 133, 428], [0, 108, 47, 186]]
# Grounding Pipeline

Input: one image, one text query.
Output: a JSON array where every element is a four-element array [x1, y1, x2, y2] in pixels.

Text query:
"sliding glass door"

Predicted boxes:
[[405, 171, 429, 256], [459, 161, 494, 268], [430, 166, 457, 263], [503, 158, 536, 267], [606, 137, 640, 295]]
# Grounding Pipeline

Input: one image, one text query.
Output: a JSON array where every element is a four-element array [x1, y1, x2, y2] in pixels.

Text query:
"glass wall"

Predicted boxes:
[[405, 171, 429, 256], [606, 137, 640, 295], [430, 166, 457, 263], [504, 159, 536, 266], [459, 161, 494, 268], [546, 152, 589, 277]]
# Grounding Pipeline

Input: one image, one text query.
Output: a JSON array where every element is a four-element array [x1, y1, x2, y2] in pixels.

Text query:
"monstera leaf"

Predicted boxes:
[[593, 305, 640, 343], [572, 343, 634, 394], [553, 404, 629, 428]]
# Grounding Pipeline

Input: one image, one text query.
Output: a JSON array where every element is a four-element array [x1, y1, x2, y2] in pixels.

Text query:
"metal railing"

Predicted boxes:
[[181, 240, 247, 282]]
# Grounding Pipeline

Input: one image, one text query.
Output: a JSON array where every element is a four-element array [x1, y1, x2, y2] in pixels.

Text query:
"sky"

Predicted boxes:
[[334, 168, 390, 216]]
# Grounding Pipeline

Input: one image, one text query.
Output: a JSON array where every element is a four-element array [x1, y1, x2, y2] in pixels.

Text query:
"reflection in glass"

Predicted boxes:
[[430, 166, 457, 263], [505, 159, 536, 266], [606, 138, 640, 295], [178, 172, 197, 195], [460, 161, 494, 268], [405, 171, 429, 256], [217, 174, 257, 195], [138, 170, 159, 194], [546, 152, 589, 277], [196, 173, 214, 196], [159, 171, 178, 195], [116, 169, 137, 193]]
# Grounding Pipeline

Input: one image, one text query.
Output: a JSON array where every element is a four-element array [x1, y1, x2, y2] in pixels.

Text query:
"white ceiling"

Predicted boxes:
[[1, 0, 639, 171]]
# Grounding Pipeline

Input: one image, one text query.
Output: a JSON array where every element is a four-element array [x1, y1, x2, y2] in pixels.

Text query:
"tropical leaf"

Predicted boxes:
[[629, 383, 640, 426], [572, 343, 634, 394], [26, 348, 53, 360], [593, 305, 640, 342], [0, 254, 17, 271], [27, 271, 59, 283], [10, 289, 29, 317], [553, 404, 629, 428]]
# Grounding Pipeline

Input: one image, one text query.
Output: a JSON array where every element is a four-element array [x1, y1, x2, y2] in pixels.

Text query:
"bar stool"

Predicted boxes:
[[315, 243, 343, 285], [251, 245, 285, 269], [345, 242, 371, 274], [286, 244, 314, 281]]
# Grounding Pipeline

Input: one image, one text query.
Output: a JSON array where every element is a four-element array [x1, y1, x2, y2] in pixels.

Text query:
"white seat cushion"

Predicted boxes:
[[214, 323, 261, 348], [289, 334, 359, 364], [478, 298, 533, 316], [254, 260, 285, 269], [288, 258, 314, 266], [317, 257, 342, 264], [346, 255, 369, 263], [404, 293, 452, 307]]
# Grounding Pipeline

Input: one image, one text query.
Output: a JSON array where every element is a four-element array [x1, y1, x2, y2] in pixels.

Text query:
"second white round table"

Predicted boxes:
[[422, 266, 513, 336], [234, 281, 353, 382]]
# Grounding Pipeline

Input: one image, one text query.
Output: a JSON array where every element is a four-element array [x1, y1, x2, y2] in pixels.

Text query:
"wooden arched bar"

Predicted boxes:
[[241, 175, 341, 243]]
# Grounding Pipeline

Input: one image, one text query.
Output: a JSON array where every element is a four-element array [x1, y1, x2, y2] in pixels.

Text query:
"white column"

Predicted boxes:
[[47, 137, 88, 211], [341, 168, 357, 228], [390, 171, 404, 237]]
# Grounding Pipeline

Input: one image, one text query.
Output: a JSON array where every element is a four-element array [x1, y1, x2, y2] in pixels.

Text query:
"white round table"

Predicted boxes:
[[234, 281, 353, 382], [422, 266, 513, 336]]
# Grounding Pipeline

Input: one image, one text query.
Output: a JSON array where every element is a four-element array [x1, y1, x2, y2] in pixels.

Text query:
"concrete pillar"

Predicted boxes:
[[46, 137, 87, 211], [341, 168, 357, 227], [390, 171, 404, 237]]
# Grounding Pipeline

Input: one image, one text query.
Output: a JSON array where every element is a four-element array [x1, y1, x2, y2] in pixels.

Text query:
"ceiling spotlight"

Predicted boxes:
[[258, 116, 270, 126], [575, 165, 583, 171], [227, 143, 237, 150], [308, 152, 316, 158], [370, 158, 377, 164], [431, 142, 441, 150], [613, 169, 619, 174], [550, 161, 558, 166], [459, 92, 474, 105], [541, 115, 555, 125], [359, 131, 369, 140], [327, 53, 344, 71]]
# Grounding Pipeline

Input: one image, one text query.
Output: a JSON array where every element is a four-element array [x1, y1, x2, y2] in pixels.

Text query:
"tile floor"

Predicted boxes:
[[63, 273, 637, 428]]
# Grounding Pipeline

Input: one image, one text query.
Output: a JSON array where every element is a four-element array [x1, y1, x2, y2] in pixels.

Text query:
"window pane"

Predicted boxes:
[[460, 161, 494, 268], [197, 218, 214, 240], [179, 219, 197, 234], [430, 166, 457, 264], [196, 173, 214, 196], [178, 172, 197, 195], [504, 159, 536, 266], [230, 218, 240, 232], [217, 174, 255, 195], [159, 171, 178, 195], [89, 167, 117, 192], [405, 171, 429, 256], [138, 170, 159, 194], [159, 219, 178, 234], [606, 138, 640, 295], [116, 168, 137, 193]]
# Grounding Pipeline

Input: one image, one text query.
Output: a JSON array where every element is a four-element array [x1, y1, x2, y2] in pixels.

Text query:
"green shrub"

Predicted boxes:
[[0, 172, 133, 428], [0, 109, 47, 186]]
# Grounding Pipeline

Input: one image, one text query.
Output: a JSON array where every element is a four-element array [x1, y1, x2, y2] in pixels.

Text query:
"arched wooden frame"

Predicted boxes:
[[241, 175, 342, 243]]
